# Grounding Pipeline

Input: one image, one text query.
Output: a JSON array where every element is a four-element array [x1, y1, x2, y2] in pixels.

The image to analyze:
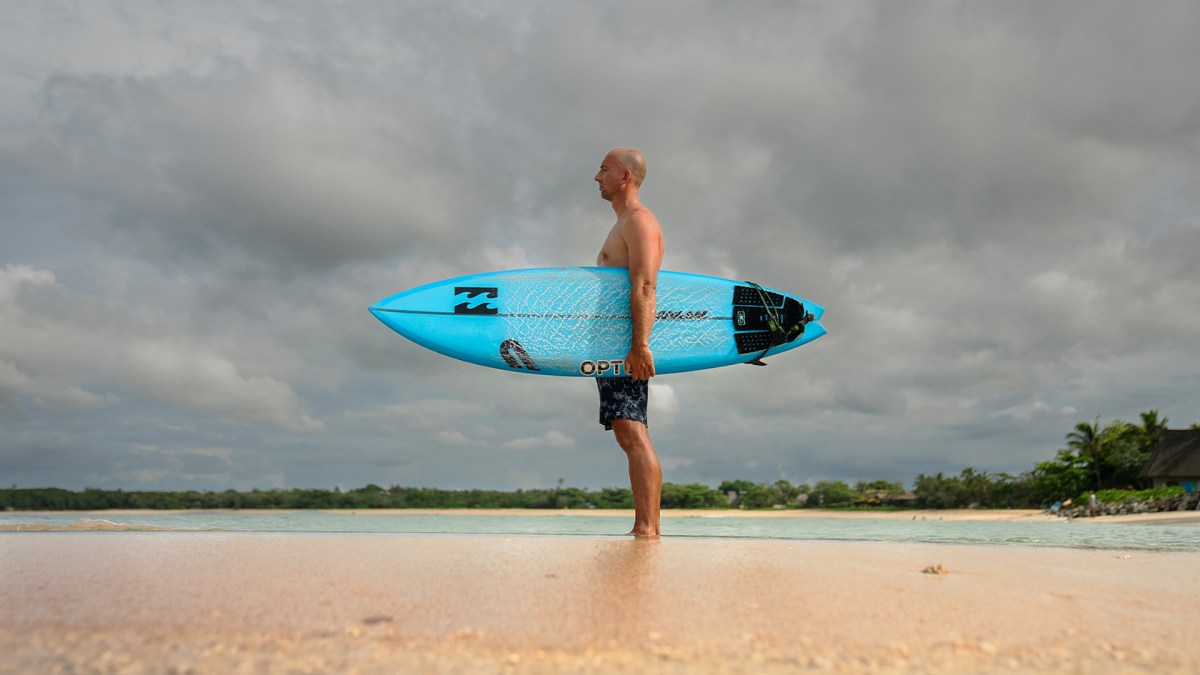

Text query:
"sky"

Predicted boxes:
[[2, 1, 1199, 493]]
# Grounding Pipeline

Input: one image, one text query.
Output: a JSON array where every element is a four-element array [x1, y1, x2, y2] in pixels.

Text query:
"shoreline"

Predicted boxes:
[[3, 532, 1197, 673], [6, 507, 1053, 520], [5, 506, 1198, 524]]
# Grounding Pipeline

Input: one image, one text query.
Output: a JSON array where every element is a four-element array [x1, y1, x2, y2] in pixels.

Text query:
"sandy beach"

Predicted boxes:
[[2, 530, 1198, 674]]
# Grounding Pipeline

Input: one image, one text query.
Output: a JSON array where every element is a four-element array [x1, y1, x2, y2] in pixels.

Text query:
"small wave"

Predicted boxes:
[[0, 518, 172, 532]]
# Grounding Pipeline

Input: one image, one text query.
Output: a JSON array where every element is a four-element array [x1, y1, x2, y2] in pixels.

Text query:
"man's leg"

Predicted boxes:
[[610, 418, 661, 537]]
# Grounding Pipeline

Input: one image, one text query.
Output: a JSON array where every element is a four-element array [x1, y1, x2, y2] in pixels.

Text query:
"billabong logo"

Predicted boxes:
[[454, 287, 498, 315], [500, 340, 539, 370]]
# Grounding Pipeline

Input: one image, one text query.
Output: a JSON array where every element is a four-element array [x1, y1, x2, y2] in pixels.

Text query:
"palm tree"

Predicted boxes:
[[1066, 418, 1103, 490], [1138, 410, 1168, 453], [960, 467, 993, 507]]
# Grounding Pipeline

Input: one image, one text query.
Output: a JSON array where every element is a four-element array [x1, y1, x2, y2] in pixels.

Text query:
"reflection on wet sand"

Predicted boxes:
[[3, 533, 1199, 673], [582, 538, 662, 648]]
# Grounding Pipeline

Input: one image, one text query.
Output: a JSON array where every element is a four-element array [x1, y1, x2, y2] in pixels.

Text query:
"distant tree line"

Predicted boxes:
[[0, 479, 907, 511], [914, 410, 1182, 509], [0, 485, 631, 512], [3, 410, 1187, 512]]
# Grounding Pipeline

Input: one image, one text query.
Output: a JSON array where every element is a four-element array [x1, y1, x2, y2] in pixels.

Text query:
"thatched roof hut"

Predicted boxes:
[[1140, 429, 1200, 492]]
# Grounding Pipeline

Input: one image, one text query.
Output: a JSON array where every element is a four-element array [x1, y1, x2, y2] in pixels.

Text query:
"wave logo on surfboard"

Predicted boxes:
[[500, 340, 539, 371], [453, 287, 498, 315]]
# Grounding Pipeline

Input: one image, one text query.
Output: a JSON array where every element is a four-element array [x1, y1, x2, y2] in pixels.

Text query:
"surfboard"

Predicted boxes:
[[369, 267, 826, 377]]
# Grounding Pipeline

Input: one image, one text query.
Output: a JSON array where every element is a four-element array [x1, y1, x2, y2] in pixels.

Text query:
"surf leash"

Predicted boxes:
[[744, 282, 814, 366]]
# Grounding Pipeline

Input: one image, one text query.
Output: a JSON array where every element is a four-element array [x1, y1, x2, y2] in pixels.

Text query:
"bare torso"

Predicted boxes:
[[596, 207, 664, 268]]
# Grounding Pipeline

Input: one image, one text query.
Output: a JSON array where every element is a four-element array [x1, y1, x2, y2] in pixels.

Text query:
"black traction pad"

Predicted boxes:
[[735, 331, 774, 355], [733, 285, 784, 308]]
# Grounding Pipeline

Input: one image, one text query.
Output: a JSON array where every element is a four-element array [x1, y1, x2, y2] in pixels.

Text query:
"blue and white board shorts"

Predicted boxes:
[[596, 377, 649, 430]]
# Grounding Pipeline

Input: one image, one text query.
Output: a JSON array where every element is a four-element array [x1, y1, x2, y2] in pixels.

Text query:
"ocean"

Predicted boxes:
[[2, 511, 1198, 550]]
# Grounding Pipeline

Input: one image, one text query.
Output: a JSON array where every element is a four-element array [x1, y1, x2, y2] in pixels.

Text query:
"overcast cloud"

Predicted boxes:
[[2, 1, 1199, 492]]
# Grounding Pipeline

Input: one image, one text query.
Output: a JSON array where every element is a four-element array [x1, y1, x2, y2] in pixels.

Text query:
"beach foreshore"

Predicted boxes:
[[10, 506, 1198, 525], [2, 532, 1197, 673], [1, 507, 1056, 519]]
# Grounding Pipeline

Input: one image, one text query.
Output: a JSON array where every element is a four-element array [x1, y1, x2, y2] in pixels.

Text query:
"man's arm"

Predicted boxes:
[[623, 211, 661, 380]]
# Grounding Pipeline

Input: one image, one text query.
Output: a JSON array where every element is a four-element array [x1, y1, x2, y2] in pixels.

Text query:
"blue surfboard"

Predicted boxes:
[[369, 267, 826, 377]]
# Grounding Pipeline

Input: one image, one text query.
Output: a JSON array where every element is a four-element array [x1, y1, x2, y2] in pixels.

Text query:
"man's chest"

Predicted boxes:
[[597, 222, 628, 266]]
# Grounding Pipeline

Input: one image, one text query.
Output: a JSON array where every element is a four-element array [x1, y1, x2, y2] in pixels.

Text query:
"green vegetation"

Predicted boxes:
[[1086, 486, 1185, 505], [0, 484, 636, 511], [2, 410, 1187, 512], [912, 469, 1035, 509], [913, 409, 1176, 509], [0, 478, 910, 512]]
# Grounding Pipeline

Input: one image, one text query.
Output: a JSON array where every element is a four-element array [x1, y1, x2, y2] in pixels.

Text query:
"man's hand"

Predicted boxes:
[[625, 344, 656, 380]]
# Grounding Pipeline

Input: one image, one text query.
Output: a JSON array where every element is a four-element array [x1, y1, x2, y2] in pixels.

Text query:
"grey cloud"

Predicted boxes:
[[0, 264, 322, 434], [18, 69, 469, 273]]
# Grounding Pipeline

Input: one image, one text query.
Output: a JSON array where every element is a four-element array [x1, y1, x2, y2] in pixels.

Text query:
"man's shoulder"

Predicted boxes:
[[621, 206, 661, 233]]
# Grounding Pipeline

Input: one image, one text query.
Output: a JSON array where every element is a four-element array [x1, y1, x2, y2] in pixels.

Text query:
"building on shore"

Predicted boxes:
[[1141, 429, 1200, 493]]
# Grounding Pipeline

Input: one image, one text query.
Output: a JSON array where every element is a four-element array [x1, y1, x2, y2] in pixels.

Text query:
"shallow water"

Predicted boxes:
[[2, 511, 1198, 550]]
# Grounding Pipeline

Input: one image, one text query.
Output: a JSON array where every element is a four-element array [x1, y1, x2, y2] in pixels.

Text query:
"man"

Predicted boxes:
[[593, 148, 664, 537]]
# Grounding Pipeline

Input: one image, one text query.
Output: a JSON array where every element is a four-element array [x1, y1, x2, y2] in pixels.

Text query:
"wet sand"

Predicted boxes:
[[332, 508, 1058, 521], [2, 532, 1197, 673], [21, 507, 1062, 520], [7, 507, 1198, 530]]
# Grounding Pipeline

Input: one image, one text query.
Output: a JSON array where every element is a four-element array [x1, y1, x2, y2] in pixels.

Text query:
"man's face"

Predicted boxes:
[[594, 154, 624, 202]]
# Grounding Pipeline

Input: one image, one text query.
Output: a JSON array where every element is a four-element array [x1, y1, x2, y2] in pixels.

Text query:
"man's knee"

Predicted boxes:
[[610, 419, 649, 452]]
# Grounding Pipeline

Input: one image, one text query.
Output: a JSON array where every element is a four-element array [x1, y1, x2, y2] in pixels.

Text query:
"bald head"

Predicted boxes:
[[608, 148, 647, 188]]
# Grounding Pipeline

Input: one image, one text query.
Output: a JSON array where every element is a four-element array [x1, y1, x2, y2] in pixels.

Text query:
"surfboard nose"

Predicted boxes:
[[368, 305, 399, 333]]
